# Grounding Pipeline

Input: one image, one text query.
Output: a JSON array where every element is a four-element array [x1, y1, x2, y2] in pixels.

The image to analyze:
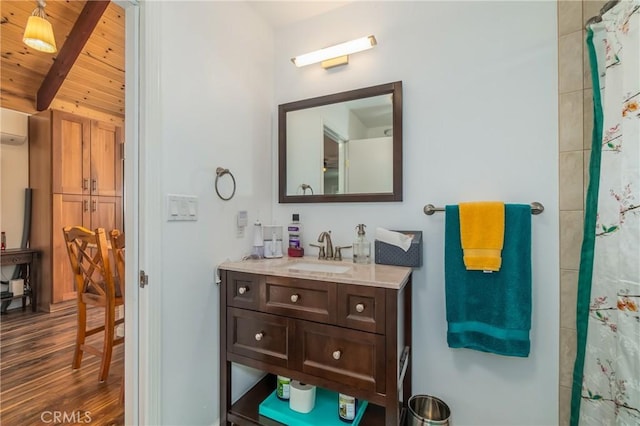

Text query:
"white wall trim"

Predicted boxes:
[[121, 0, 140, 424], [138, 0, 163, 424]]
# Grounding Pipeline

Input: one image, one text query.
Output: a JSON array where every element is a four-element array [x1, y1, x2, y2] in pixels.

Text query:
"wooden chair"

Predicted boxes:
[[109, 229, 125, 294], [63, 226, 124, 383], [109, 228, 126, 403]]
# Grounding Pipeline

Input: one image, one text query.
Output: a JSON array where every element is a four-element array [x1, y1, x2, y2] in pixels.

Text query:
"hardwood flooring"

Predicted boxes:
[[0, 307, 124, 425]]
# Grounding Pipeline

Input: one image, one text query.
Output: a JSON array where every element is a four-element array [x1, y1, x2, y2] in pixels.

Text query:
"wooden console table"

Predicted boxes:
[[1, 248, 40, 312]]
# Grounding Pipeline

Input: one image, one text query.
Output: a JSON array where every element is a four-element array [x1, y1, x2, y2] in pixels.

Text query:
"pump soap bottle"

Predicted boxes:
[[353, 224, 371, 264]]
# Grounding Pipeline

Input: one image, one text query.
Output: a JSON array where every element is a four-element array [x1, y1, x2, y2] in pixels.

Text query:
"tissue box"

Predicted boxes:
[[375, 231, 423, 267]]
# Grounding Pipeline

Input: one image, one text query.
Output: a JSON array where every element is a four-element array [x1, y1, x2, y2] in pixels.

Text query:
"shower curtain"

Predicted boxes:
[[571, 2, 640, 426]]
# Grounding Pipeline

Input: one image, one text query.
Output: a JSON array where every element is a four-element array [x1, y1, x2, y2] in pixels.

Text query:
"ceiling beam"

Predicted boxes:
[[36, 0, 111, 111]]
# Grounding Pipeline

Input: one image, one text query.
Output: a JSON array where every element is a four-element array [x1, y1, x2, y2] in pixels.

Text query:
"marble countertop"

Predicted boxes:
[[218, 256, 411, 290]]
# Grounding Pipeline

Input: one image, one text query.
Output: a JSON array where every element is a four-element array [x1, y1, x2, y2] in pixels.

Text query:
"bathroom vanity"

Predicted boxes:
[[219, 257, 412, 425]]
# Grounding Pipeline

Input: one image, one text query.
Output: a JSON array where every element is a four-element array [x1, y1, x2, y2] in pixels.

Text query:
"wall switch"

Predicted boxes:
[[167, 194, 198, 221], [236, 210, 248, 238], [237, 210, 248, 227]]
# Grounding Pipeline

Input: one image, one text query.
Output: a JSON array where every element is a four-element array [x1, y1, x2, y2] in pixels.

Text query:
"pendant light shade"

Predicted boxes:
[[23, 1, 57, 53]]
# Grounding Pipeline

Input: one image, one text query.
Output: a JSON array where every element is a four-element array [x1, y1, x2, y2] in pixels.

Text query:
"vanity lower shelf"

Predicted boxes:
[[229, 374, 403, 426]]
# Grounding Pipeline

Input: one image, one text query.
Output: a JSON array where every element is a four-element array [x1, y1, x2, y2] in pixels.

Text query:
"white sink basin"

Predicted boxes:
[[287, 262, 351, 274]]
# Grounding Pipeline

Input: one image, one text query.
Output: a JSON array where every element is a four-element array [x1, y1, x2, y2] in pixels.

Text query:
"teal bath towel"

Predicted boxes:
[[445, 204, 532, 357]]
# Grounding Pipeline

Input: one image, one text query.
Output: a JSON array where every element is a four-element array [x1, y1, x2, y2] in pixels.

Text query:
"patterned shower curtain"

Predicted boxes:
[[571, 2, 640, 426]]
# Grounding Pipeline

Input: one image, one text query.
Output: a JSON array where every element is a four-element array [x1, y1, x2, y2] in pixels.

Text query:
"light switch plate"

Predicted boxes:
[[237, 210, 248, 227], [167, 194, 198, 221]]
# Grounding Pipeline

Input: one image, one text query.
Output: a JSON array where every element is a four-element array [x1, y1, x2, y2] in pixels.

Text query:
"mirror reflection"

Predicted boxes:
[[279, 81, 402, 203]]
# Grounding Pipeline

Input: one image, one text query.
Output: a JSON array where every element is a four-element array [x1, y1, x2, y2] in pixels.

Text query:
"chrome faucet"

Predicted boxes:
[[317, 231, 333, 260]]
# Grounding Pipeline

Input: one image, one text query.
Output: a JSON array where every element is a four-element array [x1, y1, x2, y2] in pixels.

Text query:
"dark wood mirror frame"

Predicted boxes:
[[278, 81, 403, 203]]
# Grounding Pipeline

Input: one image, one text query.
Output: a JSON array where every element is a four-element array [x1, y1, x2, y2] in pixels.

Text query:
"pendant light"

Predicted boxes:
[[23, 0, 57, 53]]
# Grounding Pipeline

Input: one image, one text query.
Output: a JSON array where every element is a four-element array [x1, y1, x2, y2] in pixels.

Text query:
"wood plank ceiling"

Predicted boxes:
[[0, 0, 125, 124]]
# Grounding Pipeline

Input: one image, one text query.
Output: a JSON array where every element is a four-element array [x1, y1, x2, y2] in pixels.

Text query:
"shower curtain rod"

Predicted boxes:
[[585, 0, 619, 28], [422, 201, 544, 216]]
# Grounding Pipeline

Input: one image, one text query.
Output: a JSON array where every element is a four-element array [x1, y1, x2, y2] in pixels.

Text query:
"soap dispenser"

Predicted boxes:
[[353, 224, 371, 264], [251, 220, 264, 258]]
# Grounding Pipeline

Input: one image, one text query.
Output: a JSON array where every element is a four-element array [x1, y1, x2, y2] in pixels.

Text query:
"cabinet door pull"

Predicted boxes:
[[332, 350, 341, 360], [290, 294, 299, 303], [238, 286, 248, 295], [355, 303, 365, 313], [91, 200, 97, 212], [91, 179, 97, 192], [83, 200, 89, 212], [83, 178, 89, 191], [255, 332, 264, 341]]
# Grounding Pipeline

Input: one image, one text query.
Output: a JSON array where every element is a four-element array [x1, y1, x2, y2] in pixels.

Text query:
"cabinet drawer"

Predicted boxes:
[[263, 276, 336, 324], [227, 308, 290, 368], [226, 271, 262, 310], [295, 320, 385, 394], [337, 285, 386, 334]]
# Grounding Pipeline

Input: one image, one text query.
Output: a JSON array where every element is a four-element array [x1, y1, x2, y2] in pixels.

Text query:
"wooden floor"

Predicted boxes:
[[0, 306, 124, 425]]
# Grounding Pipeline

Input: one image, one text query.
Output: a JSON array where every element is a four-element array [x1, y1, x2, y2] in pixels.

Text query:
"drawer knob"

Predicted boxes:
[[290, 294, 299, 303], [238, 286, 248, 295], [255, 332, 264, 341], [355, 303, 365, 313], [332, 350, 341, 360]]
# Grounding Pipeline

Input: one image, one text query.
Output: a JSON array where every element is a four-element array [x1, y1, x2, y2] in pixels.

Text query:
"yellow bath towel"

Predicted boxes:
[[459, 201, 505, 271]]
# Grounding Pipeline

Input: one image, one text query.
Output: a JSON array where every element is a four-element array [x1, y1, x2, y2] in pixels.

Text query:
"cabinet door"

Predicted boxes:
[[52, 194, 90, 302], [295, 319, 386, 394], [90, 196, 123, 232], [52, 111, 91, 195], [227, 308, 291, 368], [91, 121, 123, 197]]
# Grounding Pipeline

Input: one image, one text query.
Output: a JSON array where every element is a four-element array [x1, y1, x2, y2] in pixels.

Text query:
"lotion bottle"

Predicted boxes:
[[353, 224, 371, 264]]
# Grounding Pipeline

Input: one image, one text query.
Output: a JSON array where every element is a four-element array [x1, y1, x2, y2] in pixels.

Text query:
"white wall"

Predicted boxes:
[[1, 108, 30, 308], [0, 108, 29, 248], [272, 2, 559, 425], [148, 2, 274, 424], [347, 136, 393, 193]]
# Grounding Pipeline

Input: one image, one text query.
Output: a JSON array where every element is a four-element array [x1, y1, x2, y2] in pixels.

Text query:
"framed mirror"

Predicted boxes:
[[279, 81, 402, 203]]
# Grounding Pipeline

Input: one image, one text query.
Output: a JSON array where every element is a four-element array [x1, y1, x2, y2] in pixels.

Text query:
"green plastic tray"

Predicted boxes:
[[258, 387, 368, 426]]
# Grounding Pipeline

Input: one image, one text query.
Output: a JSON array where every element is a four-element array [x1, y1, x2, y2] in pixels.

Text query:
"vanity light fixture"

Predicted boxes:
[[23, 0, 57, 53], [291, 35, 377, 69]]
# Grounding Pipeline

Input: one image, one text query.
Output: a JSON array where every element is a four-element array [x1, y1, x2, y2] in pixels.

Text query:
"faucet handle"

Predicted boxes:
[[333, 246, 352, 261], [309, 243, 325, 259]]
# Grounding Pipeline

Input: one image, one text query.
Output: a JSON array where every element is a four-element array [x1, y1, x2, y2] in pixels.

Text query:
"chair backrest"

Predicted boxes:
[[62, 226, 117, 302], [109, 229, 125, 293]]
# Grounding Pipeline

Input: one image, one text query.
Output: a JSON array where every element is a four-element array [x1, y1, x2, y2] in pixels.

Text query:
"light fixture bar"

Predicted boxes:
[[291, 35, 377, 68]]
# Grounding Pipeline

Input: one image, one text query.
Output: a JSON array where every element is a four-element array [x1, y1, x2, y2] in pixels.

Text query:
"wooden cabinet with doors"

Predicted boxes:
[[29, 110, 123, 311]]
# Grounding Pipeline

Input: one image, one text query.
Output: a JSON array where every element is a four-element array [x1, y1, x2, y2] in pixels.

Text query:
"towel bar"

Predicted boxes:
[[423, 201, 544, 216]]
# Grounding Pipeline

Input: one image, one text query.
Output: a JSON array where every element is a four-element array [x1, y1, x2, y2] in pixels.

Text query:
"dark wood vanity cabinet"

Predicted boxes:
[[219, 263, 412, 426]]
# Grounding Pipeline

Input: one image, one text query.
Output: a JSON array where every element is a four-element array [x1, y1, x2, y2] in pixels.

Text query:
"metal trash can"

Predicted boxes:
[[407, 395, 451, 426]]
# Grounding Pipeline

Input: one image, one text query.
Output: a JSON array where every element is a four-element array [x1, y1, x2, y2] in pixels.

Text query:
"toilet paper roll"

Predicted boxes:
[[289, 380, 316, 414]]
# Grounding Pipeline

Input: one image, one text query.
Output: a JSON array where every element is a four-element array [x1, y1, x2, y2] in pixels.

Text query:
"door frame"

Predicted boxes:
[[117, 0, 163, 424]]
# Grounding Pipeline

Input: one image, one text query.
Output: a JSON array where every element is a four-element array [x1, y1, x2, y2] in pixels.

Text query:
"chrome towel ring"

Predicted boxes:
[[215, 167, 236, 201]]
